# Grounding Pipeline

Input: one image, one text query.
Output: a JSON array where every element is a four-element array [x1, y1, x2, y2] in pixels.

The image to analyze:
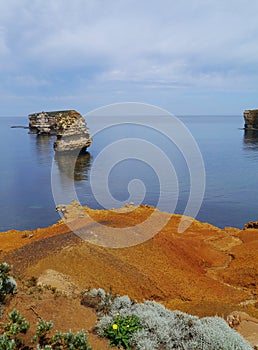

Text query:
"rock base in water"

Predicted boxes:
[[53, 113, 92, 152], [244, 109, 258, 130]]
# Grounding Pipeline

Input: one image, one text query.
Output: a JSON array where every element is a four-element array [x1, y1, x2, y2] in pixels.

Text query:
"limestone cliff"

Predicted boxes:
[[53, 113, 92, 152], [244, 109, 258, 129], [28, 110, 92, 152]]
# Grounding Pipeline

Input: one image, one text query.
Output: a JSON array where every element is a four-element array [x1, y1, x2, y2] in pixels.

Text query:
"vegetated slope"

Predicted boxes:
[[1, 205, 257, 319], [0, 278, 116, 350]]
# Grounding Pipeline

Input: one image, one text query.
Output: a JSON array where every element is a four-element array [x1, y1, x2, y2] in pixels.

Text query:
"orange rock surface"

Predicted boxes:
[[1, 205, 257, 320]]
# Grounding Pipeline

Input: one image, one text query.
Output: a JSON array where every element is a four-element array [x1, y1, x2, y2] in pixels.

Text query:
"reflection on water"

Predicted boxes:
[[243, 130, 258, 151], [35, 134, 92, 181], [36, 134, 55, 152], [33, 134, 56, 166], [54, 151, 92, 181]]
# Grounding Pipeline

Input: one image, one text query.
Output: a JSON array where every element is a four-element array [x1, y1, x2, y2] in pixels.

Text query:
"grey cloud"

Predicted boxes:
[[2, 2, 258, 64], [1, 0, 258, 114]]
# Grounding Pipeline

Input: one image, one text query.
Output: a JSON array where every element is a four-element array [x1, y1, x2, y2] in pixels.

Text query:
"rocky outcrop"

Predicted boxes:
[[29, 110, 68, 134], [244, 220, 258, 229], [53, 113, 92, 152], [244, 109, 258, 129], [56, 200, 86, 222], [28, 110, 92, 152]]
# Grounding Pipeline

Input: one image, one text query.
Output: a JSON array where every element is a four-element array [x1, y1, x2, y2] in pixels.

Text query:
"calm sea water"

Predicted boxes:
[[0, 115, 257, 231]]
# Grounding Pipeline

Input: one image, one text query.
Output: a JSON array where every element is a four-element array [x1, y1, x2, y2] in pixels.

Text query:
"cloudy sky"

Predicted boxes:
[[1, 0, 258, 116]]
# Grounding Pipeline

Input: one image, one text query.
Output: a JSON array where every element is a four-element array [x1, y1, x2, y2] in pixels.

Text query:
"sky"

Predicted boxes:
[[1, 0, 258, 116]]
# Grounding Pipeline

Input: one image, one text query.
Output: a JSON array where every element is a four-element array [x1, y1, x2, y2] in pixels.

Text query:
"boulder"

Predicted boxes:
[[227, 311, 258, 348]]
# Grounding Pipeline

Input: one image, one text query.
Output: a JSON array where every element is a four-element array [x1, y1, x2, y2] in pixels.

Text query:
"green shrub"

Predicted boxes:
[[49, 329, 91, 349], [0, 309, 30, 349], [5, 309, 30, 335], [31, 319, 54, 347], [104, 314, 142, 349], [0, 310, 92, 350], [91, 290, 253, 350], [0, 332, 16, 350], [32, 320, 91, 350]]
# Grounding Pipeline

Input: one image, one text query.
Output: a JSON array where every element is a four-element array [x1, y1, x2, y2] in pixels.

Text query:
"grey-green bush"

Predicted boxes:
[[0, 263, 17, 300], [0, 263, 17, 316], [93, 290, 252, 350]]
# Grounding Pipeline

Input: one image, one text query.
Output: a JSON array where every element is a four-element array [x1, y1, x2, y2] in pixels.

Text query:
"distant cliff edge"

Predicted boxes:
[[244, 109, 258, 130], [28, 110, 92, 152]]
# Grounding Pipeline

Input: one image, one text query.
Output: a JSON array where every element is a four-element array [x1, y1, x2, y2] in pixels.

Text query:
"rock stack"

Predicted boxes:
[[244, 109, 258, 129], [28, 110, 92, 152], [53, 112, 92, 152]]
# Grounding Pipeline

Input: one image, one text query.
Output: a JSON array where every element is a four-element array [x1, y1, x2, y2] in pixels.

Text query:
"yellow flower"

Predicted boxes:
[[116, 313, 120, 316], [112, 324, 118, 330], [126, 325, 130, 328]]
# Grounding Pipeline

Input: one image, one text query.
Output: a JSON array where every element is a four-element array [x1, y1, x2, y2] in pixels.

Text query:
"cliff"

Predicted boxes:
[[28, 110, 92, 152], [244, 109, 258, 129], [1, 204, 258, 347], [1, 204, 257, 316]]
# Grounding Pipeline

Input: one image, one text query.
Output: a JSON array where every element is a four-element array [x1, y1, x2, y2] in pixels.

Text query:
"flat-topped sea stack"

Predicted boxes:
[[244, 109, 258, 130], [28, 110, 92, 152], [53, 111, 92, 152]]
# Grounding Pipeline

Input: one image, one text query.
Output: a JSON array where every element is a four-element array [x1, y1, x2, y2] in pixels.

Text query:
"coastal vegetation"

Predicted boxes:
[[0, 205, 257, 348], [0, 265, 91, 349], [0, 267, 253, 349], [85, 288, 253, 350], [0, 308, 92, 349], [0, 263, 17, 315]]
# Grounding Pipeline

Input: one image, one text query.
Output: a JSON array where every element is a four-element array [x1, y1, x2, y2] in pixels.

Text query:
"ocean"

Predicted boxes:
[[0, 114, 257, 231]]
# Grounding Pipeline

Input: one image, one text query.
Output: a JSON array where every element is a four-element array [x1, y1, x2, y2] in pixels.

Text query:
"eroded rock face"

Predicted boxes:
[[244, 109, 258, 129], [29, 110, 69, 134], [53, 114, 92, 152], [28, 110, 92, 152]]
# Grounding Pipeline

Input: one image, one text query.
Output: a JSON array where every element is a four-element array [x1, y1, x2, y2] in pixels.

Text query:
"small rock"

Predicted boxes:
[[243, 221, 258, 229]]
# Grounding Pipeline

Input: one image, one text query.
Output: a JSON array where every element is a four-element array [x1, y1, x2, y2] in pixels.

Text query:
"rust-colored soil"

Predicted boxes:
[[0, 279, 115, 350], [1, 205, 258, 347]]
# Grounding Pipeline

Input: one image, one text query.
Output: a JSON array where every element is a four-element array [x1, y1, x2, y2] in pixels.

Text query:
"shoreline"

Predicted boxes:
[[0, 203, 236, 251], [0, 201, 240, 233]]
